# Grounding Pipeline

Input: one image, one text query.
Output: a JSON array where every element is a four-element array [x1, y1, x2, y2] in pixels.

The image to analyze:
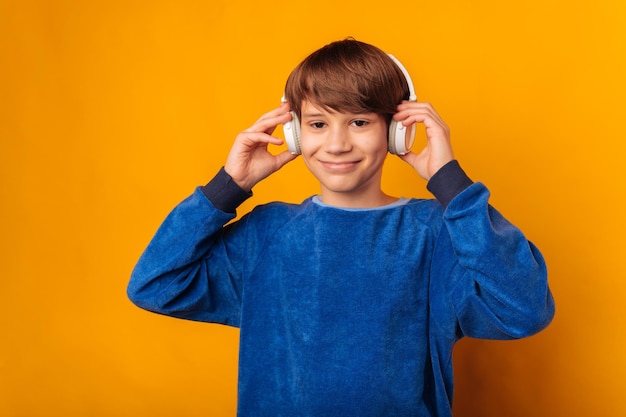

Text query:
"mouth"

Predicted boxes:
[[319, 160, 360, 172]]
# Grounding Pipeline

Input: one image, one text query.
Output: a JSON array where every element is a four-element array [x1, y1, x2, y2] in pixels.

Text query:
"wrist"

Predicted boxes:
[[223, 165, 253, 193], [426, 160, 473, 209], [201, 167, 252, 213]]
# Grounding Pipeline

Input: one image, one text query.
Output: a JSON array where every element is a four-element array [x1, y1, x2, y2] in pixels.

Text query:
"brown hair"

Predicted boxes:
[[284, 38, 410, 125]]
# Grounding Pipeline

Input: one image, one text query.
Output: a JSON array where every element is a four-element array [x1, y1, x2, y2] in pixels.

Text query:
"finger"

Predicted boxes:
[[395, 104, 444, 124], [253, 102, 288, 121], [397, 149, 417, 165], [395, 101, 443, 118], [246, 103, 291, 130], [235, 131, 286, 149], [247, 109, 292, 136], [396, 101, 436, 113], [394, 108, 449, 134], [273, 149, 299, 169]]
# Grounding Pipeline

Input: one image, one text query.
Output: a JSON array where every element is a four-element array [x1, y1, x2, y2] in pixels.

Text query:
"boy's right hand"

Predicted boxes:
[[224, 102, 298, 192]]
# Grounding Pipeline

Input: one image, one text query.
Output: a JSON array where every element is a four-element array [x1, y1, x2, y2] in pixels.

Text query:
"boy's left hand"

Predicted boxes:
[[393, 102, 455, 180]]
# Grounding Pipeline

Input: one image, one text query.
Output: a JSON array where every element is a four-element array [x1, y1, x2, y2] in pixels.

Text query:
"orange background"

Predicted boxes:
[[1, 1, 625, 416]]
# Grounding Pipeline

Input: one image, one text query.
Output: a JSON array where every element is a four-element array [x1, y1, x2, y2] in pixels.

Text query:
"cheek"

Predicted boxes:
[[298, 135, 312, 156], [298, 137, 316, 165], [369, 127, 391, 154], [299, 132, 322, 154]]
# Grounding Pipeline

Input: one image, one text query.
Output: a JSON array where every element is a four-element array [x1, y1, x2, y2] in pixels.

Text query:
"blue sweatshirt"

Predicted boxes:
[[128, 161, 554, 417]]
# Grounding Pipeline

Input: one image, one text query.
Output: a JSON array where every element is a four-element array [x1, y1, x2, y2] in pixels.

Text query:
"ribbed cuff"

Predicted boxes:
[[426, 160, 473, 209], [200, 167, 252, 213]]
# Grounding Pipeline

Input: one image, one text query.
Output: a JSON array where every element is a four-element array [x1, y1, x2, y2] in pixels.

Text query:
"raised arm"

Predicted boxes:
[[224, 102, 297, 192], [127, 103, 297, 324], [396, 102, 554, 339], [393, 101, 455, 181], [428, 168, 555, 340]]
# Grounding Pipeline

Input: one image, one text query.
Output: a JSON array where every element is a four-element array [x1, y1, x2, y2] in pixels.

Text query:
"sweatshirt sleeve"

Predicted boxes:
[[426, 160, 474, 209], [431, 175, 555, 340], [127, 171, 251, 326], [201, 167, 252, 213]]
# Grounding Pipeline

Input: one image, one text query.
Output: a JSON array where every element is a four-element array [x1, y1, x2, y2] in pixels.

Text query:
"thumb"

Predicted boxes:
[[397, 148, 432, 181], [397, 150, 418, 166], [274, 150, 299, 170]]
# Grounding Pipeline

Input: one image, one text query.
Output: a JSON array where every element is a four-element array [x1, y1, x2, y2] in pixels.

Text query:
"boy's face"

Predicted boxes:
[[299, 100, 390, 208]]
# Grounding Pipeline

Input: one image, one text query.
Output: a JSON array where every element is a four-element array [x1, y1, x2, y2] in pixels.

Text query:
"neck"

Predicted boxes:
[[319, 190, 398, 209]]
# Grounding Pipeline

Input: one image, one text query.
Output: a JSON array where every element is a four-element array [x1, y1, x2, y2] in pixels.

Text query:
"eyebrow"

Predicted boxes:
[[301, 112, 326, 119], [302, 111, 374, 119]]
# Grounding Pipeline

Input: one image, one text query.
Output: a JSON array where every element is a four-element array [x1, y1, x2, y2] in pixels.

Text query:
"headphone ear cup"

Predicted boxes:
[[283, 111, 302, 155], [388, 120, 416, 155]]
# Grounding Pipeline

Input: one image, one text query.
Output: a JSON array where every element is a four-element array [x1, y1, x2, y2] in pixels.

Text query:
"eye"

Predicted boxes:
[[309, 122, 326, 129], [351, 119, 369, 127]]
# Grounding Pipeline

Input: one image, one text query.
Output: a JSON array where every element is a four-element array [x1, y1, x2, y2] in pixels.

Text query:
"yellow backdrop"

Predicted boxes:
[[1, 0, 625, 416]]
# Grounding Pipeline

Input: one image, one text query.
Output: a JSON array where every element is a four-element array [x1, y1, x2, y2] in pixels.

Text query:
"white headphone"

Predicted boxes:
[[282, 54, 417, 155]]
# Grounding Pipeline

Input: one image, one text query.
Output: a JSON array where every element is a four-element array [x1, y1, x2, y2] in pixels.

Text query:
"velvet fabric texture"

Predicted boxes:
[[128, 178, 554, 416]]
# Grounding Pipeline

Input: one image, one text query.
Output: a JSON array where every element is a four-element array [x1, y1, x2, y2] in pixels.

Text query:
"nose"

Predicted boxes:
[[324, 126, 352, 154]]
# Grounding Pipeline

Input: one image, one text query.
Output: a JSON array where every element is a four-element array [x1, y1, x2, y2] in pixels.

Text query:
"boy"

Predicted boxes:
[[128, 39, 554, 416]]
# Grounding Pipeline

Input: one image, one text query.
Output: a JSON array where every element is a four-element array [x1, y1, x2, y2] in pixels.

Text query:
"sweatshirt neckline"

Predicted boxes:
[[311, 195, 409, 212]]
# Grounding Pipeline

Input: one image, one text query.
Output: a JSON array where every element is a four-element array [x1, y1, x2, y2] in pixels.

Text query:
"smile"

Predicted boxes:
[[319, 160, 360, 172]]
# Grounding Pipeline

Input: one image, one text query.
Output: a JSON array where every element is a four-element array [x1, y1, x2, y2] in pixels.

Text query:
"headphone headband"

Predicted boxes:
[[387, 54, 417, 102]]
